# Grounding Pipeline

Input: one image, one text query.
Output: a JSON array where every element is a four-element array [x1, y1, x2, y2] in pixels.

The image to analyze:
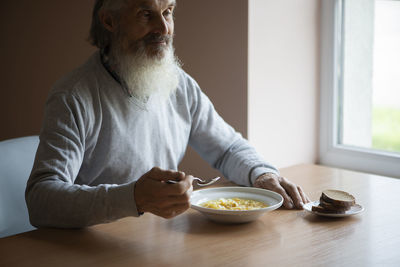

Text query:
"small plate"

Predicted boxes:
[[303, 201, 364, 217], [190, 187, 283, 223]]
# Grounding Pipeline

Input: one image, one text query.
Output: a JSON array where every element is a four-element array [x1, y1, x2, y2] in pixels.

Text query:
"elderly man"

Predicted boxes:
[[26, 0, 309, 228]]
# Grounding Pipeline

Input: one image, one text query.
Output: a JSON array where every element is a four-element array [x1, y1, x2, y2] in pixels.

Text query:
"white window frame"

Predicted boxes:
[[319, 0, 400, 179]]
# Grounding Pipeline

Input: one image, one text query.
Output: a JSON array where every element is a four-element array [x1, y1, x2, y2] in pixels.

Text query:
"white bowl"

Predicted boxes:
[[190, 187, 283, 223]]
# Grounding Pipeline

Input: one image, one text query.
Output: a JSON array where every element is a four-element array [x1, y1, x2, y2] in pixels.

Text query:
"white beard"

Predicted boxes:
[[112, 42, 180, 101]]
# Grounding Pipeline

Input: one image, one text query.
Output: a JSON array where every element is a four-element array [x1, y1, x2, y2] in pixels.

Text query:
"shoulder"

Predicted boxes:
[[174, 68, 218, 118], [175, 67, 204, 104], [49, 52, 105, 104], [176, 68, 200, 92]]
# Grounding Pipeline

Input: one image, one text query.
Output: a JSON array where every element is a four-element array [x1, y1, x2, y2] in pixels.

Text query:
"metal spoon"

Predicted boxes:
[[167, 176, 220, 187]]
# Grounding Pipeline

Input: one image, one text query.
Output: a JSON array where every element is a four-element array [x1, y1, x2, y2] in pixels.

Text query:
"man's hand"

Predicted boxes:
[[134, 167, 193, 219], [254, 173, 310, 209]]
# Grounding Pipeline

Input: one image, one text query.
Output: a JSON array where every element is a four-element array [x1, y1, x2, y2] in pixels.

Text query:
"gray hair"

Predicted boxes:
[[88, 0, 128, 49]]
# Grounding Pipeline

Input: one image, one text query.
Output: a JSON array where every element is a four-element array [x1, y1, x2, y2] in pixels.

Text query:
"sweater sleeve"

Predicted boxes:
[[187, 78, 279, 186], [25, 92, 140, 229]]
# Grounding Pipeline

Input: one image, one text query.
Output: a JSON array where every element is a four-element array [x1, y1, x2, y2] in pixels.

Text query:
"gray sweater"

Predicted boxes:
[[25, 52, 278, 228]]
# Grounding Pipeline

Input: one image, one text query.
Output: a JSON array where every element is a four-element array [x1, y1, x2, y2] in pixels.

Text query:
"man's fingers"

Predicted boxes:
[[168, 189, 192, 204], [144, 173, 193, 197], [298, 186, 310, 204], [163, 175, 193, 196], [253, 174, 310, 209], [279, 177, 304, 209], [154, 194, 191, 209], [135, 167, 194, 216], [253, 174, 293, 209], [147, 167, 186, 182], [157, 202, 191, 219], [144, 166, 190, 194], [270, 184, 294, 209]]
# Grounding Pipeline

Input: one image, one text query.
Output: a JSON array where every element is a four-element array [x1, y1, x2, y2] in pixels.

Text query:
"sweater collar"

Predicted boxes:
[[100, 49, 133, 98]]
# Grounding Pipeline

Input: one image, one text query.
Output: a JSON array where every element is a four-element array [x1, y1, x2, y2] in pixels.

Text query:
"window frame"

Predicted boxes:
[[319, 0, 400, 179]]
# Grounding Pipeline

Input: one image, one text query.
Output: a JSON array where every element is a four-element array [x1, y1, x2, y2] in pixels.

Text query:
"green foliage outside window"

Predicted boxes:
[[372, 106, 400, 153]]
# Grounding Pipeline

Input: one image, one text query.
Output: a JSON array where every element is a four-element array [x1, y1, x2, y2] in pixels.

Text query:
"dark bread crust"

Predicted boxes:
[[311, 189, 357, 214], [319, 198, 350, 212], [321, 190, 355, 208], [311, 205, 346, 214]]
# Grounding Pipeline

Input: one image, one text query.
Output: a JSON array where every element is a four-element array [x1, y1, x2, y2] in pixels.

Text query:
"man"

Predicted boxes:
[[26, 0, 309, 228]]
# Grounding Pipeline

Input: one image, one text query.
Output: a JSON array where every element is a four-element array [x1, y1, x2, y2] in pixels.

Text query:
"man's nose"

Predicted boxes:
[[152, 15, 169, 35]]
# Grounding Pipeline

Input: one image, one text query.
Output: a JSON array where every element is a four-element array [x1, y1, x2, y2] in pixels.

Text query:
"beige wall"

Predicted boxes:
[[248, 0, 320, 169]]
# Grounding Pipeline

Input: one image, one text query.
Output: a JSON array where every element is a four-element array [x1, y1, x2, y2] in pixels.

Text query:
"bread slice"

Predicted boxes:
[[311, 205, 346, 214], [321, 189, 355, 209], [318, 198, 350, 212]]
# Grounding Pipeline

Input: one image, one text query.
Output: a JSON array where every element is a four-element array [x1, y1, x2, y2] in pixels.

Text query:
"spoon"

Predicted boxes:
[[167, 176, 220, 187]]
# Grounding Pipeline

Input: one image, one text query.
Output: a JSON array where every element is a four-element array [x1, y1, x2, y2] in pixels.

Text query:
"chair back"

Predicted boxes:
[[0, 136, 39, 238]]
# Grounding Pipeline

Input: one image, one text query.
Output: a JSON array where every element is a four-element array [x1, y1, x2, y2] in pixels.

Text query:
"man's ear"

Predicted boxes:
[[99, 9, 116, 32]]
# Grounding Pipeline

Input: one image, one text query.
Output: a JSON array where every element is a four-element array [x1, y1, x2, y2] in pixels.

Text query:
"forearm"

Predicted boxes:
[[25, 177, 140, 228], [185, 79, 278, 186], [215, 138, 279, 186]]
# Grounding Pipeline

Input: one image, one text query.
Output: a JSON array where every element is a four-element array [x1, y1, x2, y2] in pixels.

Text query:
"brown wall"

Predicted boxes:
[[175, 0, 248, 179], [0, 1, 96, 140], [0, 1, 248, 180]]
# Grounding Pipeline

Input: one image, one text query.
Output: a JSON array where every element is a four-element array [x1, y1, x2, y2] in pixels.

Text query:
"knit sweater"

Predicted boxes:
[[25, 52, 278, 228]]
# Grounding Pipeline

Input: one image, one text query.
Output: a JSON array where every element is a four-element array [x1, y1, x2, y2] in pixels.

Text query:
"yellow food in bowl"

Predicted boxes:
[[200, 198, 268, 211]]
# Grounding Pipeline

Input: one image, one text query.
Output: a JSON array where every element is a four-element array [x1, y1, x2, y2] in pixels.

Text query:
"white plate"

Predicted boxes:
[[190, 187, 283, 223], [303, 201, 364, 217]]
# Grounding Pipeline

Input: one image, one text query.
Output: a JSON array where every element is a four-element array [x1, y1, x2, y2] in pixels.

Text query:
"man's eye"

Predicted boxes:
[[140, 10, 152, 18], [163, 8, 173, 17]]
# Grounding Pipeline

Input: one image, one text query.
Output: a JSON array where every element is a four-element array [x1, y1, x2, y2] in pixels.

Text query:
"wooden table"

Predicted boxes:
[[1, 164, 399, 266]]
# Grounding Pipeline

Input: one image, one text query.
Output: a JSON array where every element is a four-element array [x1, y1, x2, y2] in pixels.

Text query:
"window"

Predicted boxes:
[[319, 0, 400, 178]]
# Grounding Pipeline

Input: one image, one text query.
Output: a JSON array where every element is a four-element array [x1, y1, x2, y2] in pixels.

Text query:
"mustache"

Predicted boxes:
[[143, 34, 172, 45]]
